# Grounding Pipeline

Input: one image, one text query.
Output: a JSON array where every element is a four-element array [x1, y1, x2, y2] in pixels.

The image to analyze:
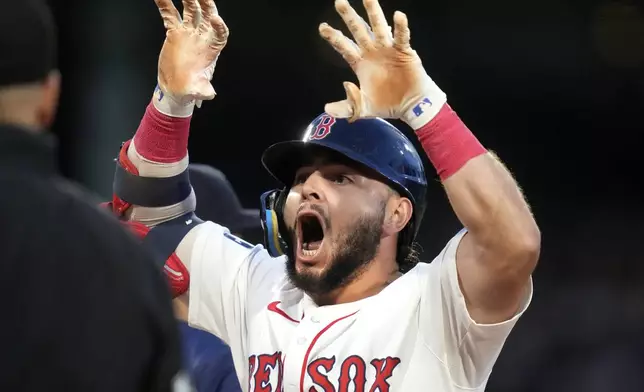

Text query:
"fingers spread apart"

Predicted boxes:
[[182, 0, 201, 28], [209, 14, 229, 44], [197, 0, 216, 33], [154, 0, 181, 30], [193, 0, 228, 43], [319, 23, 361, 67], [330, 0, 410, 52], [362, 0, 392, 46], [393, 11, 410, 50], [334, 0, 375, 51]]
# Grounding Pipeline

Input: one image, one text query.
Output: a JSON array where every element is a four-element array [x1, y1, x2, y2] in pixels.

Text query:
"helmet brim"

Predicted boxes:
[[261, 141, 319, 187], [262, 140, 379, 188]]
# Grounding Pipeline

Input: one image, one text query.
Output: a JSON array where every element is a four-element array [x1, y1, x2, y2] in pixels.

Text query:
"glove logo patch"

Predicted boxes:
[[309, 114, 336, 141], [412, 97, 433, 117], [154, 84, 165, 102]]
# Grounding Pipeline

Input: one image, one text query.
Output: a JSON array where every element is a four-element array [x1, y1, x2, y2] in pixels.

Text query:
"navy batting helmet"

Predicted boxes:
[[259, 113, 428, 259]]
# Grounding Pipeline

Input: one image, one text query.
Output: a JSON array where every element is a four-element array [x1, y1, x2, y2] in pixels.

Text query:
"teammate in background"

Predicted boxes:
[[190, 164, 263, 244], [0, 1, 182, 391], [178, 164, 257, 392], [108, 0, 540, 390]]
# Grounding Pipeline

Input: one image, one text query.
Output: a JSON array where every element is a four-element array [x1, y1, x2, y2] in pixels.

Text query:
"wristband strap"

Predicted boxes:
[[415, 104, 486, 180], [134, 102, 191, 163]]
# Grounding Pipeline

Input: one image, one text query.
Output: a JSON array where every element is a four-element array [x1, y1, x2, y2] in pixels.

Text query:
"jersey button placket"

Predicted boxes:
[[282, 319, 314, 389]]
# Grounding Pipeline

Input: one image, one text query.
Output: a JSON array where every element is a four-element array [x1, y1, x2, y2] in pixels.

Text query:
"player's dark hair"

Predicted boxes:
[[397, 240, 421, 273], [385, 186, 422, 273]]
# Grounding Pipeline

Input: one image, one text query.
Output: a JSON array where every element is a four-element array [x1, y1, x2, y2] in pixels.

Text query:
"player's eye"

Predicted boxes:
[[330, 174, 352, 185], [293, 172, 309, 186]]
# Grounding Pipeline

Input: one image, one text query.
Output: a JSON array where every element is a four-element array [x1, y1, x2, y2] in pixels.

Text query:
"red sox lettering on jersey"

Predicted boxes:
[[187, 223, 532, 391], [248, 351, 401, 391]]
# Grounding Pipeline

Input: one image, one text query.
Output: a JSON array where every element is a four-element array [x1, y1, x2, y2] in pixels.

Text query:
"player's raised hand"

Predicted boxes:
[[320, 0, 446, 128], [154, 0, 229, 103]]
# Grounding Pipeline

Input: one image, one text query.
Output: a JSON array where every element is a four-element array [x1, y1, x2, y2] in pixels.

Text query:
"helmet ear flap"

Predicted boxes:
[[260, 189, 290, 257], [275, 189, 292, 251]]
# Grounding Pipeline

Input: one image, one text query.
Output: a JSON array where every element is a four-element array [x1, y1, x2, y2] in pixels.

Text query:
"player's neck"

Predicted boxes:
[[0, 86, 47, 133], [0, 112, 43, 133], [313, 256, 401, 306]]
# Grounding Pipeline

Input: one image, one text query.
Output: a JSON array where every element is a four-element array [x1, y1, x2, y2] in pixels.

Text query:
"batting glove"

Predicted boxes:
[[319, 0, 446, 129], [153, 0, 229, 117]]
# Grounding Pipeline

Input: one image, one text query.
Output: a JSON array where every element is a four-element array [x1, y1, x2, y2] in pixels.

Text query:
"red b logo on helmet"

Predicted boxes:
[[309, 114, 336, 140]]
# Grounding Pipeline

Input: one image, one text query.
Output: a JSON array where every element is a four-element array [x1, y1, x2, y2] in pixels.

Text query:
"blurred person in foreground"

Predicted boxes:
[[0, 1, 183, 391]]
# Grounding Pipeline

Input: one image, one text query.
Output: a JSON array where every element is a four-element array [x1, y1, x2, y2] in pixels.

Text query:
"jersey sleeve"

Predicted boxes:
[[417, 229, 533, 389], [187, 221, 285, 352]]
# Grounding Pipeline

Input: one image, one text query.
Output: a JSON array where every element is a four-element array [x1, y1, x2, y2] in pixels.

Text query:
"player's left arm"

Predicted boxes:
[[319, 0, 539, 325], [435, 145, 538, 324]]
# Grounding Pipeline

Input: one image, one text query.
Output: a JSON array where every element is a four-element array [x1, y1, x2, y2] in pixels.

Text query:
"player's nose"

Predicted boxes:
[[301, 171, 326, 203]]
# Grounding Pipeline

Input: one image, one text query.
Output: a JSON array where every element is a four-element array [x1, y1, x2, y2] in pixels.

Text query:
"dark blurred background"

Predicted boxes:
[[48, 0, 644, 390]]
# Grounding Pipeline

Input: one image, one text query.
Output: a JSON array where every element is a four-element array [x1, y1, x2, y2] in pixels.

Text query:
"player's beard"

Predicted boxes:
[[285, 205, 385, 296]]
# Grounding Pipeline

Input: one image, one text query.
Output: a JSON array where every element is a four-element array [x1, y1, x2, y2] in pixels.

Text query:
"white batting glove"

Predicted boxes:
[[153, 0, 229, 117], [319, 0, 446, 129]]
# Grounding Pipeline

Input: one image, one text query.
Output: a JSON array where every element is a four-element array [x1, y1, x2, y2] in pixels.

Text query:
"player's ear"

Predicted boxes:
[[37, 70, 61, 128], [382, 195, 413, 236]]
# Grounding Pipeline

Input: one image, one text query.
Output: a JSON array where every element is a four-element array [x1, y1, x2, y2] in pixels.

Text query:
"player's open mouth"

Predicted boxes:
[[296, 211, 326, 261]]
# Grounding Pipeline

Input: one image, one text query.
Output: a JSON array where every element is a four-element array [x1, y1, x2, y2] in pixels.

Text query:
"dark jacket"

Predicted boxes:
[[0, 125, 182, 392]]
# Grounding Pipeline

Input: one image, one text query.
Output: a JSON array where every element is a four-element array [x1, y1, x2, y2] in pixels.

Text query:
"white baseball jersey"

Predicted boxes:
[[187, 222, 532, 392]]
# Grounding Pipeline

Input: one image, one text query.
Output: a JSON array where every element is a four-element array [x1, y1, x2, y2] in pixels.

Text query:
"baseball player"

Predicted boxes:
[[108, 0, 540, 390]]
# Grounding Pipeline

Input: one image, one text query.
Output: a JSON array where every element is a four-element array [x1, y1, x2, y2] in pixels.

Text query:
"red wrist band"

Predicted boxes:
[[415, 104, 487, 181], [133, 102, 191, 163]]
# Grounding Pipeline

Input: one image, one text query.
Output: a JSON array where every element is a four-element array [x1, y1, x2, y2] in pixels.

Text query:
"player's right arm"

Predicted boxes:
[[112, 0, 284, 352], [318, 0, 536, 388], [113, 0, 229, 229]]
